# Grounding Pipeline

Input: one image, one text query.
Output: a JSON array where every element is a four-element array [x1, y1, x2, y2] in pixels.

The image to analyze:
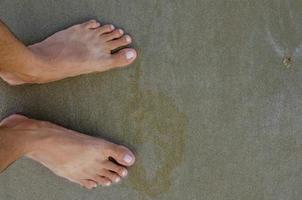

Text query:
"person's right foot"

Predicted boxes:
[[0, 19, 137, 85], [0, 114, 135, 189]]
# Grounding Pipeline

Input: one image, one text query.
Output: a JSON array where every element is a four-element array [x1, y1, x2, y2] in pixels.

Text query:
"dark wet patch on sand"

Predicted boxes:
[[121, 60, 188, 198]]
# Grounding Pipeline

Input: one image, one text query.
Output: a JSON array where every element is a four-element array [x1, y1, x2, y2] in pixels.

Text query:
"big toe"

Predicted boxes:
[[107, 48, 137, 69], [79, 179, 98, 190], [107, 144, 135, 166]]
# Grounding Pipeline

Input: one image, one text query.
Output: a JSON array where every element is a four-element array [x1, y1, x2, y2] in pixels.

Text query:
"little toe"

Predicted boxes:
[[96, 24, 115, 35], [103, 160, 128, 177], [79, 179, 98, 189], [82, 19, 100, 29], [93, 176, 112, 186], [107, 48, 137, 69], [107, 35, 131, 50], [101, 29, 124, 41], [106, 143, 136, 166]]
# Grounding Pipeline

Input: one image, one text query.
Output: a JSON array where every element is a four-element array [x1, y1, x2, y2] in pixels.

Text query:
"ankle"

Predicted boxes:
[[0, 127, 40, 172], [24, 48, 49, 83], [6, 47, 49, 84]]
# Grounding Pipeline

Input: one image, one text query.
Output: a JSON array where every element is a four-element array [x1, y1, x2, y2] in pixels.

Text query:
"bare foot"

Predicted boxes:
[[0, 114, 135, 189], [0, 19, 137, 85]]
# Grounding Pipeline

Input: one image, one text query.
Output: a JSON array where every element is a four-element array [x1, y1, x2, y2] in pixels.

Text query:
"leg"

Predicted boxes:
[[0, 20, 43, 84], [0, 114, 135, 189], [0, 19, 137, 85]]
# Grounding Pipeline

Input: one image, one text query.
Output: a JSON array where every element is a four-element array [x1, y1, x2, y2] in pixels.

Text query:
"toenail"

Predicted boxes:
[[125, 51, 135, 60], [110, 25, 115, 30], [122, 170, 128, 177], [105, 182, 111, 186], [123, 154, 133, 163], [119, 29, 124, 34], [115, 177, 121, 183], [125, 35, 131, 43]]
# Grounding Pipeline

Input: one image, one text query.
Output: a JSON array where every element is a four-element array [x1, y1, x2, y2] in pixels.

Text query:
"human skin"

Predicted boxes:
[[0, 114, 136, 189], [0, 19, 137, 189], [0, 19, 137, 85]]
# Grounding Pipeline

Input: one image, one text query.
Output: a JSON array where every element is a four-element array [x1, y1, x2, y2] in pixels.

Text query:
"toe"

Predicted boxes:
[[93, 176, 112, 186], [107, 48, 137, 69], [103, 160, 128, 177], [82, 19, 100, 29], [106, 143, 136, 166], [96, 24, 115, 35], [79, 179, 98, 189], [101, 29, 124, 41], [99, 169, 121, 183], [107, 35, 131, 50]]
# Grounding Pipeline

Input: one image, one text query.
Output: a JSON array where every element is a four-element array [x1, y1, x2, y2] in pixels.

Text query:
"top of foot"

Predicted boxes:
[[0, 19, 137, 85], [0, 114, 136, 189]]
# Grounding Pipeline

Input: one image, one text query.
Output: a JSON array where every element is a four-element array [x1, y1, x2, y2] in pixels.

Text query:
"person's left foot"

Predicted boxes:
[[0, 19, 137, 85]]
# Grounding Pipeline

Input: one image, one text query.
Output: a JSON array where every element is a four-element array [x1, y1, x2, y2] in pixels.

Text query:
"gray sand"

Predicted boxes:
[[0, 1, 302, 200]]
